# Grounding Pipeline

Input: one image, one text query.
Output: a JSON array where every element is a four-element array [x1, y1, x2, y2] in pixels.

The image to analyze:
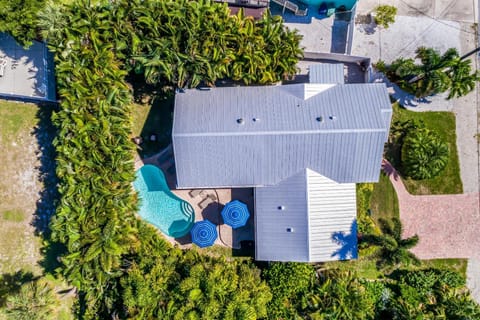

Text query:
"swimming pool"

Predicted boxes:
[[298, 0, 357, 11], [134, 164, 194, 238]]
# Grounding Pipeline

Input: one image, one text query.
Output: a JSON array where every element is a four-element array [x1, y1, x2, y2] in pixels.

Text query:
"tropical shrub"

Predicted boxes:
[[0, 0, 45, 46], [306, 270, 377, 319], [401, 128, 449, 180], [171, 251, 272, 320], [384, 269, 480, 319], [40, 2, 140, 317], [264, 262, 315, 318], [132, 1, 303, 87], [121, 223, 180, 318], [374, 5, 397, 29], [2, 279, 59, 320], [356, 183, 377, 235]]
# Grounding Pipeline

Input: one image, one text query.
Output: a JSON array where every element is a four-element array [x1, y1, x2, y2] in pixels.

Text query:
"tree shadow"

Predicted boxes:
[[31, 102, 66, 274], [371, 71, 433, 107], [136, 94, 174, 159], [0, 270, 35, 307], [330, 219, 358, 260], [31, 102, 58, 235]]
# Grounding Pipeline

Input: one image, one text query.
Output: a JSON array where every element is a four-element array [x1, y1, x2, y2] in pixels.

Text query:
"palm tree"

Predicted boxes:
[[392, 47, 480, 99], [4, 280, 58, 320], [362, 218, 420, 271], [306, 270, 376, 319]]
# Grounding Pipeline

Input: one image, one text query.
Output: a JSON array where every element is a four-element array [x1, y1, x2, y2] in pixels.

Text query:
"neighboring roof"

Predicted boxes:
[[173, 83, 391, 188], [309, 63, 344, 84], [0, 33, 56, 102], [227, 6, 267, 19], [255, 169, 357, 262]]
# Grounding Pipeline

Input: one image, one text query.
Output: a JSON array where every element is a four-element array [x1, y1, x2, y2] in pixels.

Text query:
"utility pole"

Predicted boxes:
[[408, 47, 480, 84], [460, 46, 480, 60]]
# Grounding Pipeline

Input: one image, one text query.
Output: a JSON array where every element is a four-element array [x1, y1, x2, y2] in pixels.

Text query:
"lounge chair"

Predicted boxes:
[[189, 189, 202, 198], [319, 2, 335, 17], [199, 195, 215, 209]]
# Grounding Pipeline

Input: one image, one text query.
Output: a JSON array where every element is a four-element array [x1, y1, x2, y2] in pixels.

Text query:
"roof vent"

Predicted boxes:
[[236, 118, 244, 124], [286, 227, 294, 233], [329, 115, 337, 120], [277, 205, 285, 211], [316, 116, 323, 122], [253, 118, 260, 122]]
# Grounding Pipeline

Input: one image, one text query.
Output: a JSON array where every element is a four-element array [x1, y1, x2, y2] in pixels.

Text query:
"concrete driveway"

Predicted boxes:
[[352, 0, 478, 63]]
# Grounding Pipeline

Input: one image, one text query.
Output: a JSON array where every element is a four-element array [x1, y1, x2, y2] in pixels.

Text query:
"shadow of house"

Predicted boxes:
[[230, 188, 255, 252], [331, 219, 358, 260], [330, 19, 348, 53]]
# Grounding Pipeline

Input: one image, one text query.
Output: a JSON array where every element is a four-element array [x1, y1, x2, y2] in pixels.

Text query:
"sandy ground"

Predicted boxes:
[[0, 103, 44, 275]]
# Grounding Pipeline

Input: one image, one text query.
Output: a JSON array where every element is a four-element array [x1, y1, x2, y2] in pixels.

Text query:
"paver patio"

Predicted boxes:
[[136, 148, 255, 250]]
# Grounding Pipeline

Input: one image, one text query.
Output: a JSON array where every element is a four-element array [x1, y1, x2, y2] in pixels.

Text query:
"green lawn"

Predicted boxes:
[[388, 103, 462, 195], [131, 94, 174, 158], [324, 255, 468, 280], [323, 258, 382, 279], [422, 259, 468, 278], [370, 172, 400, 224]]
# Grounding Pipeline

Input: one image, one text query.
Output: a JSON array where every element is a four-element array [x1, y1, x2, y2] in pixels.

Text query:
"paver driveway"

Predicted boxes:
[[383, 160, 480, 260], [383, 160, 480, 301]]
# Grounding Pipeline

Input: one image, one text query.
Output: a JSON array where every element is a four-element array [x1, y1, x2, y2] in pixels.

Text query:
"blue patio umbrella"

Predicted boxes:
[[221, 200, 250, 229], [190, 220, 218, 248]]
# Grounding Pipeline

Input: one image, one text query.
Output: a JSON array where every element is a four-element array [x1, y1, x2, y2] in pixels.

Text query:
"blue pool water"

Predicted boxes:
[[298, 0, 357, 10], [134, 164, 194, 238]]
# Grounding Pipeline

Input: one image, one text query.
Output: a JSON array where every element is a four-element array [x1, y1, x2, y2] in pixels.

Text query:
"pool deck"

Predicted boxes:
[[271, 1, 353, 54], [137, 149, 255, 249]]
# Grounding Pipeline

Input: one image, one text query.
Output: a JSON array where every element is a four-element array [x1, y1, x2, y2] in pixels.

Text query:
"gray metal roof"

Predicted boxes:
[[309, 63, 344, 84], [173, 83, 391, 188], [255, 170, 309, 262], [255, 169, 357, 262]]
